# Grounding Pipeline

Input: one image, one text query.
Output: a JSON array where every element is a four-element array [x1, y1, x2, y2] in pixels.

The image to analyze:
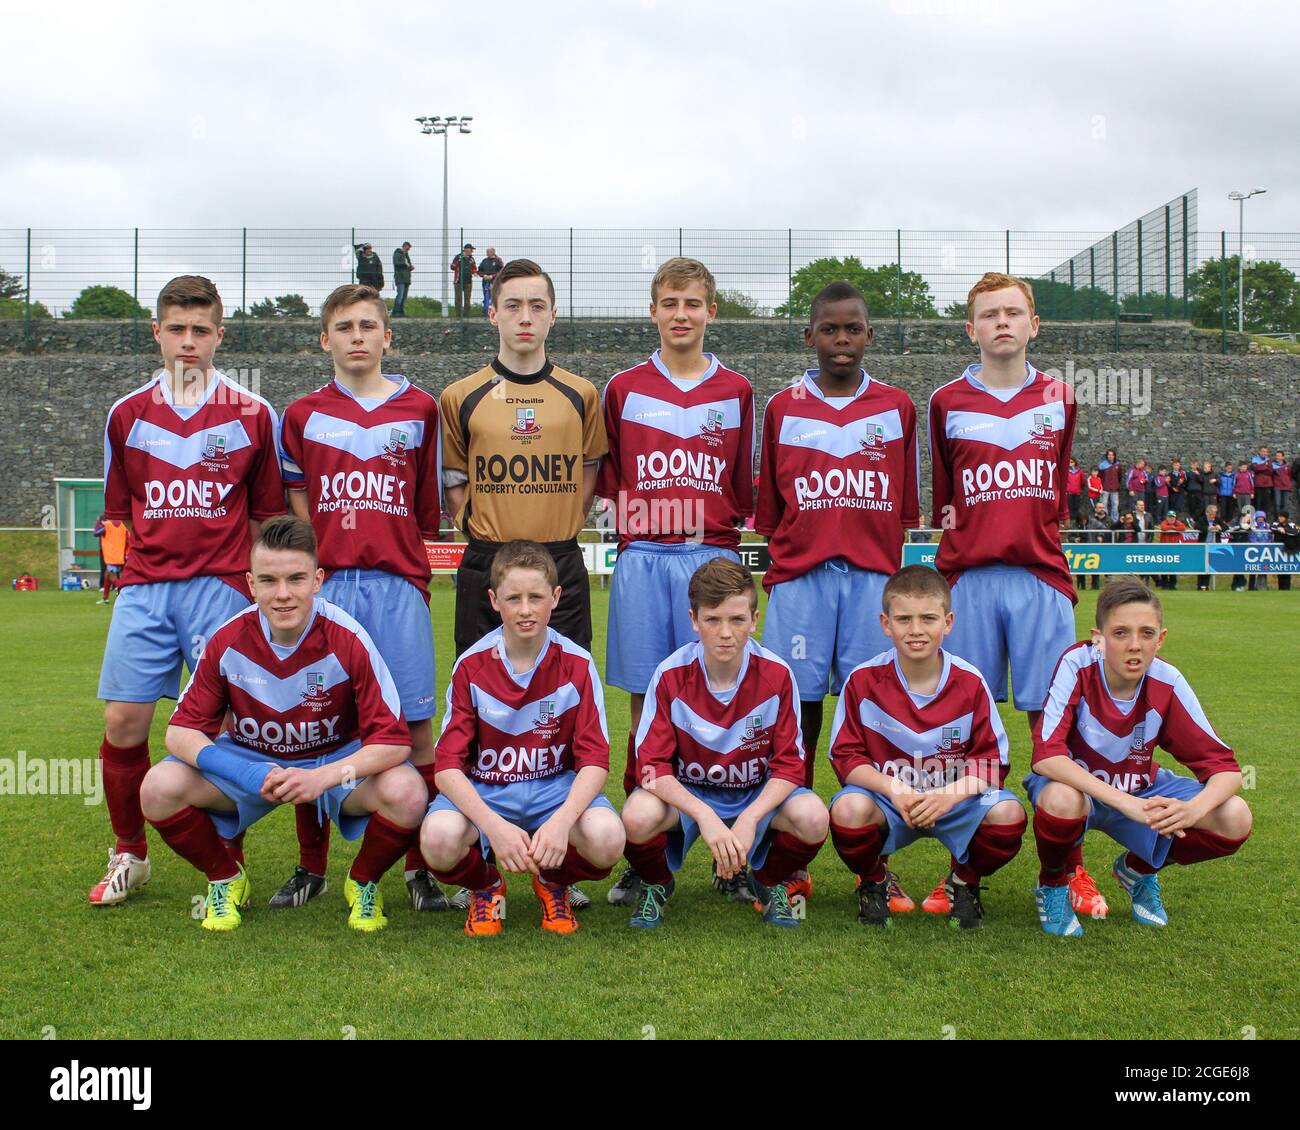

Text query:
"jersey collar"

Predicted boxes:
[[801, 368, 870, 403], [650, 349, 720, 390], [891, 647, 952, 706], [154, 368, 224, 420], [332, 373, 409, 410], [259, 596, 321, 660], [491, 356, 553, 385], [961, 362, 1037, 400], [492, 625, 554, 686], [693, 637, 753, 704]]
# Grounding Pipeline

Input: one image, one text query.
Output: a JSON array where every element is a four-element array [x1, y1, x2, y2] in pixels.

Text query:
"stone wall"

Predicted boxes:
[[0, 316, 1250, 357], [2, 350, 1295, 526]]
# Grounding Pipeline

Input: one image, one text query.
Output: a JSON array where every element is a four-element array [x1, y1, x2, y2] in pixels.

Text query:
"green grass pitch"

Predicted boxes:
[[1, 584, 1296, 1040]]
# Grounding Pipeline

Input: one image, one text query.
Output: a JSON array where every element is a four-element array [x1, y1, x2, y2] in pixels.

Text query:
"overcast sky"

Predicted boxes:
[[3, 0, 1295, 233], [2, 0, 1295, 315]]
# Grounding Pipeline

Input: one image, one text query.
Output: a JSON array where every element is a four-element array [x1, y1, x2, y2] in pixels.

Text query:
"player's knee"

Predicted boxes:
[[376, 765, 425, 826], [103, 701, 152, 747], [789, 795, 830, 842], [419, 817, 466, 870], [620, 791, 664, 842], [1213, 796, 1253, 840], [138, 764, 181, 821], [985, 797, 1027, 827], [1037, 782, 1087, 819], [583, 811, 627, 866], [829, 791, 878, 828]]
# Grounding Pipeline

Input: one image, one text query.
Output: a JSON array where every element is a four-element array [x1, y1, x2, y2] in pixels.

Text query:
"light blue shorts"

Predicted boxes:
[[426, 770, 616, 858], [323, 568, 437, 721], [1024, 767, 1206, 869], [606, 541, 740, 694], [98, 576, 252, 703], [659, 782, 813, 873], [946, 565, 1074, 711], [167, 735, 373, 842], [830, 783, 1022, 862], [762, 562, 890, 699]]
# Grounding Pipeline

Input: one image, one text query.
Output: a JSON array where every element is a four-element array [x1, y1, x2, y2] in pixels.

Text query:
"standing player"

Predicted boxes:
[[926, 271, 1102, 916], [91, 276, 283, 906], [826, 566, 1026, 930], [619, 558, 828, 929], [421, 542, 625, 935], [139, 517, 425, 932], [276, 284, 446, 912], [595, 257, 756, 906], [1026, 579, 1252, 937], [440, 258, 607, 908]]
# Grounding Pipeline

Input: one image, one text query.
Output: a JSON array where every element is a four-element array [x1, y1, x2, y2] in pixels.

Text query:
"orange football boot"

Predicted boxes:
[[1068, 865, 1110, 918], [532, 874, 579, 935], [464, 876, 506, 937]]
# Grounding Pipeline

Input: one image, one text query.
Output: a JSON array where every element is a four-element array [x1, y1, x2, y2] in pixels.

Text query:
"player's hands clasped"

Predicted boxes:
[[701, 815, 749, 880], [528, 813, 573, 870], [261, 766, 328, 805], [905, 790, 960, 829], [488, 819, 539, 874], [1142, 795, 1196, 838]]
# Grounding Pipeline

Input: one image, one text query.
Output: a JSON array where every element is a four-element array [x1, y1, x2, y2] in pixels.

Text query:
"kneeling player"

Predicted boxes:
[[421, 541, 624, 936], [827, 566, 1026, 930], [139, 517, 425, 932], [1026, 578, 1252, 937], [620, 557, 828, 929]]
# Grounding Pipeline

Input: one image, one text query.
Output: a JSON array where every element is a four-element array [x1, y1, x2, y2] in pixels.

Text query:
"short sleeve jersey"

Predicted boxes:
[[928, 363, 1077, 603], [827, 649, 1010, 789], [439, 359, 607, 543], [278, 376, 442, 595], [634, 639, 806, 791], [434, 626, 610, 785], [756, 369, 919, 587], [103, 370, 284, 588], [1032, 641, 1239, 794], [171, 597, 408, 760], [594, 352, 755, 552]]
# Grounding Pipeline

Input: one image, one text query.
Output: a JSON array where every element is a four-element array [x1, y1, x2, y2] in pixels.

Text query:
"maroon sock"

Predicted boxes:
[[405, 761, 439, 873], [433, 844, 499, 891], [755, 830, 823, 886], [294, 802, 330, 875], [953, 818, 1026, 885], [1166, 828, 1250, 867], [222, 832, 246, 867], [100, 736, 150, 857], [1033, 809, 1086, 886], [830, 821, 886, 883], [543, 845, 612, 888], [625, 833, 673, 886], [349, 812, 416, 885], [621, 731, 638, 796], [1124, 851, 1160, 875], [149, 806, 235, 881]]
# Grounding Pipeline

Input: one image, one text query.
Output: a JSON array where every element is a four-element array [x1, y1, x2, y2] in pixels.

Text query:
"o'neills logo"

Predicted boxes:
[[512, 407, 541, 437]]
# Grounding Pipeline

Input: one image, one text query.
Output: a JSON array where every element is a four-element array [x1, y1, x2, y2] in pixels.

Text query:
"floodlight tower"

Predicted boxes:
[[416, 115, 474, 313], [1227, 188, 1266, 333]]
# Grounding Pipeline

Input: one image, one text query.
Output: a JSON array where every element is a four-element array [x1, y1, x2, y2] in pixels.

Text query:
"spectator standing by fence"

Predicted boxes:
[[1156, 511, 1187, 590], [1086, 465, 1103, 512], [1197, 504, 1224, 592], [1099, 449, 1122, 522], [477, 247, 503, 315], [1126, 459, 1148, 516], [1272, 511, 1296, 592], [1233, 461, 1254, 519], [354, 242, 384, 291], [1219, 460, 1237, 522], [1272, 450, 1291, 517], [1066, 457, 1084, 525], [450, 243, 476, 317], [1168, 459, 1186, 517], [1186, 461, 1205, 523], [392, 242, 413, 317], [1251, 446, 1273, 515]]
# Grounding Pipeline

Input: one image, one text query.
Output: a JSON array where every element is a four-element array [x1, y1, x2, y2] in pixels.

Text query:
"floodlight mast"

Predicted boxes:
[[1227, 188, 1266, 334], [416, 115, 475, 313]]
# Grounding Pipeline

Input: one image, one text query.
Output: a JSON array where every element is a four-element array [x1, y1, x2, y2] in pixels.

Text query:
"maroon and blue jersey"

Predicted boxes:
[[634, 639, 805, 791], [278, 376, 442, 595], [103, 371, 283, 589], [756, 369, 919, 588], [928, 364, 1076, 603], [171, 597, 407, 759], [595, 352, 754, 551], [435, 627, 609, 786], [828, 649, 1010, 789], [1032, 641, 1239, 794]]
